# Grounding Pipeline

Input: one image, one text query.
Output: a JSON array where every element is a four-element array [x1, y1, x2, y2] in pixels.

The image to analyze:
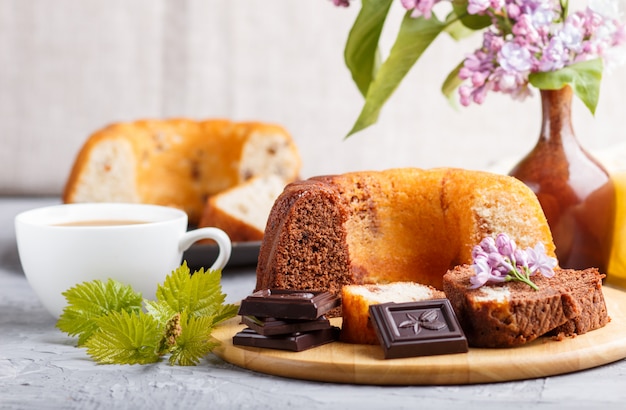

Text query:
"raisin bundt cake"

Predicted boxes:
[[255, 168, 556, 301], [63, 119, 301, 224]]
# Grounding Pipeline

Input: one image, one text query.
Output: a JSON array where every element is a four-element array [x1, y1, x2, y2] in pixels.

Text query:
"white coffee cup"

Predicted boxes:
[[15, 203, 232, 318]]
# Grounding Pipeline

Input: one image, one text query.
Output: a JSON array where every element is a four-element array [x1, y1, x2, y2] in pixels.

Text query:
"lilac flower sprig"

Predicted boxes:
[[470, 233, 558, 290], [456, 0, 626, 110], [331, 0, 626, 137]]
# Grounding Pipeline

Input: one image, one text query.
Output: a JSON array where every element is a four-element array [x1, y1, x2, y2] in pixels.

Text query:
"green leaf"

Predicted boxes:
[[56, 279, 143, 346], [561, 0, 569, 20], [528, 59, 603, 114], [441, 61, 465, 107], [144, 299, 177, 325], [451, 0, 492, 31], [84, 310, 161, 365], [155, 262, 237, 324], [346, 12, 447, 137], [443, 15, 476, 41], [344, 0, 393, 97], [167, 312, 219, 366], [57, 261, 237, 366]]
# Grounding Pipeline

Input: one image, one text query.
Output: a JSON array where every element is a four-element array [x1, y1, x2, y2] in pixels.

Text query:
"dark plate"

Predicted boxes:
[[184, 241, 262, 269]]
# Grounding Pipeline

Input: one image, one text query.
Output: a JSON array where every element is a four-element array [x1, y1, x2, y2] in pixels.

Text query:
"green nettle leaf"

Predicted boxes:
[[346, 12, 447, 137], [528, 59, 603, 114], [84, 310, 161, 365], [144, 299, 177, 325], [56, 279, 143, 346], [212, 301, 239, 327], [155, 265, 190, 312], [57, 263, 237, 366], [167, 312, 219, 366], [155, 262, 237, 323], [344, 0, 394, 97]]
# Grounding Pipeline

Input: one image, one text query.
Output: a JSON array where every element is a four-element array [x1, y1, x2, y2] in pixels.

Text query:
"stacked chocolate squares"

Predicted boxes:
[[233, 289, 341, 352]]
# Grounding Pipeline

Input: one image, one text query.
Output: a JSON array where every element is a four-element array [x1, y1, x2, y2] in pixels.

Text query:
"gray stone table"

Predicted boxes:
[[2, 197, 626, 410]]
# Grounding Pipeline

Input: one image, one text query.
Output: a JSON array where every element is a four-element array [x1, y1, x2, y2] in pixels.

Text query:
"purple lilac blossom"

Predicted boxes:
[[457, 0, 626, 105], [331, 0, 350, 7], [538, 36, 569, 71], [401, 0, 441, 18], [498, 42, 533, 72], [526, 242, 557, 277], [331, 0, 625, 105], [469, 233, 557, 289], [496, 232, 516, 258], [467, 0, 493, 15]]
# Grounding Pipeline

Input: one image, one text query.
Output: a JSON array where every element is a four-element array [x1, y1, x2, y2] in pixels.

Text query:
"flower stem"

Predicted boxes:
[[506, 268, 539, 291]]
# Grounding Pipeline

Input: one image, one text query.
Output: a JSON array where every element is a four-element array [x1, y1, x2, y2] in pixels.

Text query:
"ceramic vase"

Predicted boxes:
[[509, 85, 615, 274]]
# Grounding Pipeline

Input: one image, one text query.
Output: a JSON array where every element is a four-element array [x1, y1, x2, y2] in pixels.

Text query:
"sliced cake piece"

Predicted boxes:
[[341, 282, 446, 344], [443, 265, 608, 348], [547, 268, 609, 337], [199, 175, 288, 242]]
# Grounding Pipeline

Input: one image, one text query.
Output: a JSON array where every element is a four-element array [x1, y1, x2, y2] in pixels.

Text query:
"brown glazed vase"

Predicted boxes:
[[509, 85, 615, 274]]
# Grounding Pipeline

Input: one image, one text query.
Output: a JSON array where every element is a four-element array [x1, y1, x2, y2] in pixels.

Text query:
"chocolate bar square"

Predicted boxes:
[[241, 315, 332, 336], [237, 289, 340, 320], [232, 327, 340, 352], [369, 299, 468, 359]]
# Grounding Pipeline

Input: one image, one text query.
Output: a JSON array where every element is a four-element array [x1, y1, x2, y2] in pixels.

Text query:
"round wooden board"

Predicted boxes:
[[211, 286, 626, 385]]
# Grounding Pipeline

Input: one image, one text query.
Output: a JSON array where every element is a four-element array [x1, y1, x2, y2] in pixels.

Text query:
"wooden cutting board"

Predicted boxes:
[[211, 285, 626, 385]]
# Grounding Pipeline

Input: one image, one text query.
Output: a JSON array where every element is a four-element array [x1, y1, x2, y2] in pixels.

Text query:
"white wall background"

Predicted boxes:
[[1, 0, 625, 196]]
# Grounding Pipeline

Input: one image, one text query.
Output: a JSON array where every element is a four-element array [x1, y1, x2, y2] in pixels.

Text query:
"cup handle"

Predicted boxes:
[[178, 227, 232, 271]]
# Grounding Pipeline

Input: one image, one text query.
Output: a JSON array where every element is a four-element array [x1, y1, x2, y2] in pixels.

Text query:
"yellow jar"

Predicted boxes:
[[607, 171, 626, 289]]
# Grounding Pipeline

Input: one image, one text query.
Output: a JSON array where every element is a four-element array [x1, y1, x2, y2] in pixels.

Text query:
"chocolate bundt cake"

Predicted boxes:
[[255, 168, 556, 301]]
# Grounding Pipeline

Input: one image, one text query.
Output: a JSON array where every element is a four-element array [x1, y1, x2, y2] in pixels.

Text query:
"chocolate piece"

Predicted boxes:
[[369, 299, 468, 359], [238, 289, 340, 320], [241, 315, 332, 336], [232, 327, 340, 352]]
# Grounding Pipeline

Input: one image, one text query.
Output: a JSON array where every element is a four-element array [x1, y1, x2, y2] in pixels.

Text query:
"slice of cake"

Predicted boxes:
[[341, 282, 445, 344], [198, 175, 288, 242], [547, 269, 610, 338], [443, 265, 608, 348]]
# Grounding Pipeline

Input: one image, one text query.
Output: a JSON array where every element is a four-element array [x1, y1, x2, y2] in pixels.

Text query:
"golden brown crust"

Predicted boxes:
[[199, 205, 265, 242], [63, 118, 301, 224], [340, 287, 377, 344], [441, 168, 556, 266], [323, 168, 453, 288]]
